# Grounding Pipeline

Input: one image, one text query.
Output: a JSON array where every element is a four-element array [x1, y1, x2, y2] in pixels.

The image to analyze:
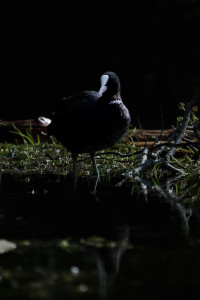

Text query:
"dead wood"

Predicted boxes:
[[132, 89, 200, 175]]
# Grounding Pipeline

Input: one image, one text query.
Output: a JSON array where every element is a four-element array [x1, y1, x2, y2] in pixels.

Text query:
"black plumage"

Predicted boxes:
[[39, 71, 131, 183]]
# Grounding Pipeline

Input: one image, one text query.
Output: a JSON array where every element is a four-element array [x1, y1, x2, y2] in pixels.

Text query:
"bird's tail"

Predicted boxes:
[[38, 116, 52, 127]]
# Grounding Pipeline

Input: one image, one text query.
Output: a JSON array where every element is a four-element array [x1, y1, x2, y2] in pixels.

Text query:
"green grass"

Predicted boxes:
[[0, 123, 140, 177], [0, 123, 198, 179], [0, 124, 141, 177], [0, 141, 140, 177], [0, 140, 198, 180]]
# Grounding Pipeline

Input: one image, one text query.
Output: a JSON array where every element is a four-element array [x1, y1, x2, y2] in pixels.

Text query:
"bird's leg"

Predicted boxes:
[[72, 153, 78, 191], [90, 152, 99, 196], [90, 152, 99, 177]]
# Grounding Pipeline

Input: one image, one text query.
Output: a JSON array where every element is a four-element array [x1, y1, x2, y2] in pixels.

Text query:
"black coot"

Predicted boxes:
[[39, 71, 131, 182]]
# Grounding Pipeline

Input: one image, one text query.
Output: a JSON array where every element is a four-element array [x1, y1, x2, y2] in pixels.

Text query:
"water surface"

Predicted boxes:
[[0, 174, 200, 299]]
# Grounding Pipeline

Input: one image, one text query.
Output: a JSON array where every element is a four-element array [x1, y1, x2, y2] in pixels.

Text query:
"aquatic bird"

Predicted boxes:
[[39, 71, 131, 185]]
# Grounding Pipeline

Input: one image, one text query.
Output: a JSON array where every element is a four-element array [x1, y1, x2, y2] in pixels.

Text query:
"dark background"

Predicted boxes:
[[1, 0, 200, 128]]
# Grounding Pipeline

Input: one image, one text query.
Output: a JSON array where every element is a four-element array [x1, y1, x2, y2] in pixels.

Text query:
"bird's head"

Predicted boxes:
[[98, 71, 121, 98]]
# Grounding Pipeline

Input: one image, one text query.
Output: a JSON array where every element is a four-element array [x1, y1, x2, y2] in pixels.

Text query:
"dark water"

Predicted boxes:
[[0, 173, 200, 299]]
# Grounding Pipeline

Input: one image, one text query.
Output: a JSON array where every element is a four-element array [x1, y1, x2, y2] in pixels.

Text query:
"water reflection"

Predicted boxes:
[[0, 174, 200, 298], [134, 175, 194, 239]]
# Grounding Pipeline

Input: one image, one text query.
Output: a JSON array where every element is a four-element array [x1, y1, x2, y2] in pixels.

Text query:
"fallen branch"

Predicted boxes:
[[133, 89, 200, 175]]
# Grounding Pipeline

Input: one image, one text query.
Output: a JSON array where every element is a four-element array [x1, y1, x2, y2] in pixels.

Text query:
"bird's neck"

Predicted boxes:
[[99, 92, 121, 103]]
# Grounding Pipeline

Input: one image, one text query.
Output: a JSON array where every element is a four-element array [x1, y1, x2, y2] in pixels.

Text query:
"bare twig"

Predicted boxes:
[[133, 89, 200, 176], [134, 158, 155, 174]]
